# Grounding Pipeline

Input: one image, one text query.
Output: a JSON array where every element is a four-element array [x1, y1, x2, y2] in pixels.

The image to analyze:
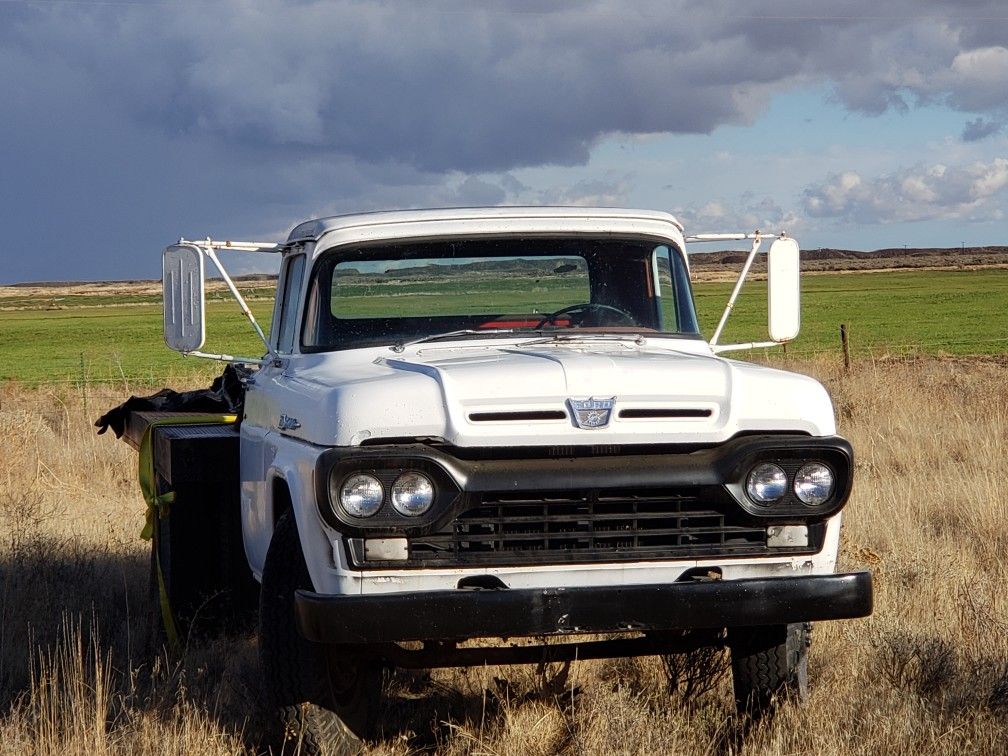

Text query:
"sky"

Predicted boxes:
[[2, 1, 1008, 283]]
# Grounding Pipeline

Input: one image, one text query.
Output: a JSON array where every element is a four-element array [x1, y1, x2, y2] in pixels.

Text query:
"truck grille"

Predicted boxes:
[[349, 488, 821, 568]]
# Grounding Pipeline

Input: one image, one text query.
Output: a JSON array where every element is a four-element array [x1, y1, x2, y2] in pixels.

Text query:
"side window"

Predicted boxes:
[[653, 246, 679, 331], [652, 245, 700, 334], [277, 255, 305, 353]]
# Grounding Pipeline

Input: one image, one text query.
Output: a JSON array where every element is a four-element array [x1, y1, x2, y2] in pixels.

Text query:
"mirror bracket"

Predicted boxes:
[[684, 231, 801, 352], [708, 233, 764, 347], [162, 238, 281, 363]]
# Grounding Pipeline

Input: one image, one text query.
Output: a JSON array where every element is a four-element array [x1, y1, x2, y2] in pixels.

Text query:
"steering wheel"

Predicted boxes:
[[535, 303, 637, 329]]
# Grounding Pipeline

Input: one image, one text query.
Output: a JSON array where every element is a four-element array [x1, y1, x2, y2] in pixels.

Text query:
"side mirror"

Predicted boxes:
[[162, 244, 206, 353], [767, 237, 800, 342]]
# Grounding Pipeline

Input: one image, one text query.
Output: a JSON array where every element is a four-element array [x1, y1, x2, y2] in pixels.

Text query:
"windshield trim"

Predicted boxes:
[[299, 234, 698, 354]]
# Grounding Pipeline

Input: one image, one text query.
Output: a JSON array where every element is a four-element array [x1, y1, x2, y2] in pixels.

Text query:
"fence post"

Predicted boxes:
[[840, 324, 850, 373]]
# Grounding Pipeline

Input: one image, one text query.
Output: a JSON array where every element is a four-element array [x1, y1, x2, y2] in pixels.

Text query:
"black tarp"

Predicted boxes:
[[95, 364, 250, 438]]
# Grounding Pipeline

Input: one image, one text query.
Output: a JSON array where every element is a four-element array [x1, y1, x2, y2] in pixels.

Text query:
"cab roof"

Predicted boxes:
[[286, 207, 685, 252]]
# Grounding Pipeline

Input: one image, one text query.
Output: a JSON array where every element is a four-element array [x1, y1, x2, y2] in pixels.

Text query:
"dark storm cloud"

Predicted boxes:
[[3, 1, 1008, 280], [962, 117, 1003, 142]]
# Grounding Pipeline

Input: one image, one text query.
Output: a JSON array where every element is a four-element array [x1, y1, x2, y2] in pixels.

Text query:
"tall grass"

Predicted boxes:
[[1, 356, 1007, 754]]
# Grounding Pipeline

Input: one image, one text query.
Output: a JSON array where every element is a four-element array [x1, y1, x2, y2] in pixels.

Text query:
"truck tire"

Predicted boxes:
[[259, 512, 382, 755], [728, 623, 809, 716]]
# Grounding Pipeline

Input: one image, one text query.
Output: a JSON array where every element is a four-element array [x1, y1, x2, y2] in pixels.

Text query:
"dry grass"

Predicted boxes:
[[2, 355, 1008, 754]]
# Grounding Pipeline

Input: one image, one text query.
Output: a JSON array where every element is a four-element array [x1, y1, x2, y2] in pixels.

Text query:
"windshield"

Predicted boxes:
[[301, 237, 699, 351]]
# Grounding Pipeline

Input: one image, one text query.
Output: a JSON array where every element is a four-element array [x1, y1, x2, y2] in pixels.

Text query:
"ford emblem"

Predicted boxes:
[[568, 397, 615, 430]]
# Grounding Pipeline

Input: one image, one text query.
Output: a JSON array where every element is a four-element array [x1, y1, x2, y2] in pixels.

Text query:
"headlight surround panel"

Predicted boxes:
[[315, 435, 854, 536], [321, 453, 462, 533], [724, 441, 852, 520]]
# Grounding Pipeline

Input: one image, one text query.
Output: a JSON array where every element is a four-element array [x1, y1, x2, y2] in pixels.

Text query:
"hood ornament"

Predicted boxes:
[[568, 397, 615, 430]]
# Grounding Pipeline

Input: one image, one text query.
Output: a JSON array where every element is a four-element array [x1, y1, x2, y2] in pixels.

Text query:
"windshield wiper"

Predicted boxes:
[[515, 332, 646, 348], [390, 328, 529, 353]]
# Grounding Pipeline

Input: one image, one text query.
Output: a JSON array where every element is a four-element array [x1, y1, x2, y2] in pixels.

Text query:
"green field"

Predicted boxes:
[[0, 300, 274, 386], [1, 268, 1006, 385], [704, 267, 1008, 358]]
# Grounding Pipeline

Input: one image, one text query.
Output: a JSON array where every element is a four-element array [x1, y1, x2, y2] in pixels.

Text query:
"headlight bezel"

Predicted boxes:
[[321, 454, 462, 532], [726, 443, 851, 519]]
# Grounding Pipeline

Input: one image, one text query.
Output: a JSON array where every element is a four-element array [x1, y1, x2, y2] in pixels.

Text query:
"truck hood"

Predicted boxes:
[[258, 339, 837, 447]]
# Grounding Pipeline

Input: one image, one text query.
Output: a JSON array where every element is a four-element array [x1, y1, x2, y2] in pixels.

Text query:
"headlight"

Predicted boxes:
[[390, 472, 434, 516], [337, 473, 384, 517], [746, 463, 788, 503], [794, 463, 834, 506]]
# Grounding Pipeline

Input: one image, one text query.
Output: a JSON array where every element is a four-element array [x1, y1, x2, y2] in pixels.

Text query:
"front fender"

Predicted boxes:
[[242, 429, 333, 589]]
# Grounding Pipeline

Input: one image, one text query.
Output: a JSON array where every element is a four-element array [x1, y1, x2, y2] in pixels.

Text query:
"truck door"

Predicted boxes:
[[241, 250, 307, 575]]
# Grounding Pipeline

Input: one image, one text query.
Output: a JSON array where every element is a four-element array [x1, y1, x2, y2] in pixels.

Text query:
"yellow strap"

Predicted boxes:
[[137, 414, 238, 650], [153, 545, 181, 649]]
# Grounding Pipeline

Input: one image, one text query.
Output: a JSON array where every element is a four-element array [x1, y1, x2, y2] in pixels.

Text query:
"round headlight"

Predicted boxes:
[[794, 463, 834, 506], [390, 472, 434, 516], [746, 463, 788, 504], [338, 474, 384, 517]]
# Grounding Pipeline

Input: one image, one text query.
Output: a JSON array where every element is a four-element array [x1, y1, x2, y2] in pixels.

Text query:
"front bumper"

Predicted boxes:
[[295, 571, 872, 644]]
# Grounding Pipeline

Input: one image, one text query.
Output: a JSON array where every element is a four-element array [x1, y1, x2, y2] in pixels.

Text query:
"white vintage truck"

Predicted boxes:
[[109, 207, 871, 753]]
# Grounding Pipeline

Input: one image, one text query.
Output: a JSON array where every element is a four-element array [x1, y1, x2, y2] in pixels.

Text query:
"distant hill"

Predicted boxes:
[[4, 273, 278, 289], [689, 245, 1008, 273]]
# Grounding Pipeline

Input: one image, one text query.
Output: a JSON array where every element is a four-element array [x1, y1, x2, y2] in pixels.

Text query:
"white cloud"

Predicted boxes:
[[678, 195, 801, 234], [803, 158, 1008, 223], [438, 175, 508, 207], [947, 46, 1008, 111], [534, 177, 632, 207]]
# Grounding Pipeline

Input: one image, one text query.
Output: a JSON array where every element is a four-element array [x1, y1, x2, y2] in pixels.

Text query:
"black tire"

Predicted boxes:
[[728, 623, 809, 716], [259, 512, 382, 755]]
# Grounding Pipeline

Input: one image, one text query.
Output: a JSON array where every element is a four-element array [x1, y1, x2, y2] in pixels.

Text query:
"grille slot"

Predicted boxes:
[[469, 410, 567, 422], [352, 488, 817, 568], [618, 408, 712, 419]]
